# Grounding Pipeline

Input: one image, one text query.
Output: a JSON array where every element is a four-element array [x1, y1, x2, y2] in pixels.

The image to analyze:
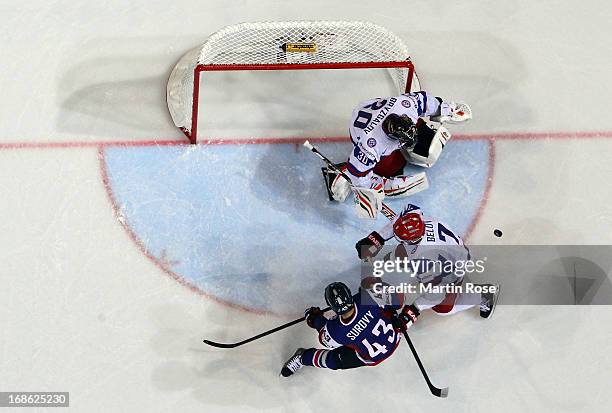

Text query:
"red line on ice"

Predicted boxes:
[[1, 129, 612, 150], [4, 130, 608, 314]]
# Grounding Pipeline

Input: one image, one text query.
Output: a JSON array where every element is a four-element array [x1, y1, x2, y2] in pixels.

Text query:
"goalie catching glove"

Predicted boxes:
[[431, 101, 472, 123]]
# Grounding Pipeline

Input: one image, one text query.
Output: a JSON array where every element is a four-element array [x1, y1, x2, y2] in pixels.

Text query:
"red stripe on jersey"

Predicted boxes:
[[347, 161, 371, 177]]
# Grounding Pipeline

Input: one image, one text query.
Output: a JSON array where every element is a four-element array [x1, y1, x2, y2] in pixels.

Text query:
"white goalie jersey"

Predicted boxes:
[[346, 91, 465, 188], [330, 92, 470, 219]]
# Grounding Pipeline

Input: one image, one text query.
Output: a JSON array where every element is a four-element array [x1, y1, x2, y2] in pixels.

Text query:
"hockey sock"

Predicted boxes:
[[301, 348, 339, 370]]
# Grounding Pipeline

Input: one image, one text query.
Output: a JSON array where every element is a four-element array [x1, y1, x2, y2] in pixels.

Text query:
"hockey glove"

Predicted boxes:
[[392, 304, 420, 333], [355, 231, 385, 260], [305, 307, 323, 329], [330, 163, 351, 202], [431, 101, 472, 123]]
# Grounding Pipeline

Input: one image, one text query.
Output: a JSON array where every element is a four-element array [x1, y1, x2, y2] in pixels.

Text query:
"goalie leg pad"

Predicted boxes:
[[354, 185, 384, 220], [383, 172, 429, 198]]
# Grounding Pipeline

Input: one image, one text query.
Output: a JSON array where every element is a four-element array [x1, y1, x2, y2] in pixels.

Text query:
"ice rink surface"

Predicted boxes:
[[1, 1, 612, 412]]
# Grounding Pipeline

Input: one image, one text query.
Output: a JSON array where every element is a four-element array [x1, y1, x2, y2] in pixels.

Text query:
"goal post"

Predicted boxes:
[[166, 21, 420, 144]]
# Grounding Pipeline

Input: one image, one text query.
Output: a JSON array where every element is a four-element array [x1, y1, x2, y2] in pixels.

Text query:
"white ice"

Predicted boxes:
[[1, 1, 612, 412]]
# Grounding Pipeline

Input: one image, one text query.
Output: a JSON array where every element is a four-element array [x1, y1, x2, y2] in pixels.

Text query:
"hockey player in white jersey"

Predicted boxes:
[[326, 92, 472, 219], [355, 203, 499, 319]]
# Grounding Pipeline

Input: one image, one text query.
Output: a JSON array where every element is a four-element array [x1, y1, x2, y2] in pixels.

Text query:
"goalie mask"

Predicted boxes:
[[382, 114, 417, 148], [393, 212, 425, 244]]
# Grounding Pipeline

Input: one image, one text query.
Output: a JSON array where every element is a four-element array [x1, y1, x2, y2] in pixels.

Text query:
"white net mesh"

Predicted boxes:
[[167, 21, 416, 139]]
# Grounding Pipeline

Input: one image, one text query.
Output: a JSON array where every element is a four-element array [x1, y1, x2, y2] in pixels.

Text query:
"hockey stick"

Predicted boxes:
[[302, 140, 397, 221], [402, 330, 449, 398], [203, 307, 331, 349], [304, 141, 445, 395]]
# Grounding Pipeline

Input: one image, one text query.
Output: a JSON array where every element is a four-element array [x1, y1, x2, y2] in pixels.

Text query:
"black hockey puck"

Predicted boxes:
[[493, 229, 503, 237]]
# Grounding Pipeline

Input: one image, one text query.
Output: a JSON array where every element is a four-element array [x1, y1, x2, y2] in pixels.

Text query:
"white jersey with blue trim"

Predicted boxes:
[[346, 92, 442, 187], [380, 204, 470, 285]]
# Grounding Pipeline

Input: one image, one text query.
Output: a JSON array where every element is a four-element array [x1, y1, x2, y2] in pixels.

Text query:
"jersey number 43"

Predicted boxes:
[[361, 319, 396, 358]]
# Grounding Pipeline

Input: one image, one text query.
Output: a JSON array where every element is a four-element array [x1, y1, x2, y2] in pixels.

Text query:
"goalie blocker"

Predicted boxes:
[[406, 119, 452, 168]]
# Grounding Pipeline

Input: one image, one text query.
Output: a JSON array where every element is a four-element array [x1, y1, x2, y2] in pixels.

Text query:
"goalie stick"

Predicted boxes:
[[302, 140, 397, 221], [203, 307, 331, 349]]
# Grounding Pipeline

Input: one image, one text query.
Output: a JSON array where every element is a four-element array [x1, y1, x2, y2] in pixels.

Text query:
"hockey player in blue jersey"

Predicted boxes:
[[280, 282, 419, 377]]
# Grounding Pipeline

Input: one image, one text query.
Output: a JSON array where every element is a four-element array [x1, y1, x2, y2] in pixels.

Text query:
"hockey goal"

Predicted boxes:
[[166, 21, 420, 144]]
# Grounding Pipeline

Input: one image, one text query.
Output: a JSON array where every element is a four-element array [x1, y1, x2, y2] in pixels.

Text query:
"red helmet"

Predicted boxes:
[[393, 213, 425, 243]]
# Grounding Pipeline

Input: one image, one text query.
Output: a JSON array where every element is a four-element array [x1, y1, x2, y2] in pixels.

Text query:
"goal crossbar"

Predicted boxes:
[[167, 21, 418, 144]]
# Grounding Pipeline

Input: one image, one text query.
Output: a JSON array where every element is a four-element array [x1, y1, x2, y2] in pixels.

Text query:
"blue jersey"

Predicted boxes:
[[310, 288, 404, 365]]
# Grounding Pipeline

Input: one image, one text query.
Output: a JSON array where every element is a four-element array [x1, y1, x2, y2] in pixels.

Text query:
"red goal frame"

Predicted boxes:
[[183, 60, 416, 144]]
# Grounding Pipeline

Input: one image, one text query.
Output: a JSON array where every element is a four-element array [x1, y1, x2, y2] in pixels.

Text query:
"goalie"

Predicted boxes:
[[325, 91, 472, 219]]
